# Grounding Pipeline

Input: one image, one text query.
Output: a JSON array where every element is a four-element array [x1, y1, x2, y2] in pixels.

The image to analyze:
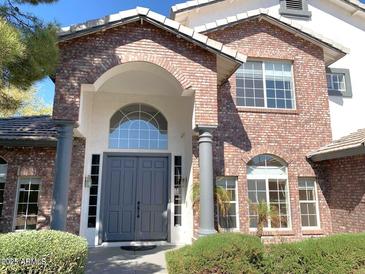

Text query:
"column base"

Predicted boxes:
[[198, 228, 217, 237]]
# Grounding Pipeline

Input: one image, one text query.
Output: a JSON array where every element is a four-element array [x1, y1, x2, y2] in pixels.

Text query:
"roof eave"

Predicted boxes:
[[58, 11, 246, 84], [0, 138, 58, 148], [199, 14, 349, 66], [308, 143, 365, 162]]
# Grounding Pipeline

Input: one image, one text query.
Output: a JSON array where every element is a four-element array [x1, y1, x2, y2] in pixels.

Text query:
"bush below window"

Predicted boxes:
[[0, 230, 88, 274], [166, 233, 365, 274], [166, 233, 264, 274]]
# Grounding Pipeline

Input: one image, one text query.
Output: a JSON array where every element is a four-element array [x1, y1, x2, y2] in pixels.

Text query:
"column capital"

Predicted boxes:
[[194, 124, 217, 135]]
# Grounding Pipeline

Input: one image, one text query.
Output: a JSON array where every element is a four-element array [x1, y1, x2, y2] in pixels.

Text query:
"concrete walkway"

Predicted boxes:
[[86, 246, 176, 274]]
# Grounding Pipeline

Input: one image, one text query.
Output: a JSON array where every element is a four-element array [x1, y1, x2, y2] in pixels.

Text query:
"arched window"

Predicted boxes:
[[109, 104, 168, 150], [247, 154, 291, 230], [0, 157, 7, 217]]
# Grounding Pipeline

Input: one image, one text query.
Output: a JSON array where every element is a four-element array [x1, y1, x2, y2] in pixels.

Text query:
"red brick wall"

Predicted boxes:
[[191, 18, 333, 241], [54, 21, 218, 126], [0, 138, 85, 234], [314, 155, 365, 233]]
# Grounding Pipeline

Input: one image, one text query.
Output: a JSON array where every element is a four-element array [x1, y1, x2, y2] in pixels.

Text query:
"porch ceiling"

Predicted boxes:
[[58, 7, 247, 85]]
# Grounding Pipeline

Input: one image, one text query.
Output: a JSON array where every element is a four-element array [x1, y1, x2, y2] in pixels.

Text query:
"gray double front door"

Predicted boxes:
[[102, 155, 169, 242]]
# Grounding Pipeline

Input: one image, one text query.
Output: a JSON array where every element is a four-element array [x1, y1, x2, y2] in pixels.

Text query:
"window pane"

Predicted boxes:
[[236, 61, 265, 107], [265, 62, 294, 109], [109, 104, 168, 150], [216, 177, 238, 229], [16, 178, 40, 230], [327, 73, 346, 92], [299, 178, 319, 227]]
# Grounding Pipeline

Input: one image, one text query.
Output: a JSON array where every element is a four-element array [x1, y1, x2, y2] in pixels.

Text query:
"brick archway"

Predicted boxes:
[[85, 54, 193, 91]]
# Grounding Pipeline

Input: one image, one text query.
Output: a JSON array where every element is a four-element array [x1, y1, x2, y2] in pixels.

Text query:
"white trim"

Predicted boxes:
[[298, 178, 321, 230], [236, 60, 297, 111], [12, 177, 41, 231], [216, 176, 240, 232], [247, 169, 292, 230]]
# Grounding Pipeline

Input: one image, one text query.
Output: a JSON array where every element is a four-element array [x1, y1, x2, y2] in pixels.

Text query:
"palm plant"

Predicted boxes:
[[191, 183, 232, 231], [250, 200, 280, 238]]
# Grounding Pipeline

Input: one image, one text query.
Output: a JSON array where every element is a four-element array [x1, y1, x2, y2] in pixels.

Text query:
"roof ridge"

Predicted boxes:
[[58, 7, 247, 65], [193, 8, 350, 54], [170, 0, 365, 16]]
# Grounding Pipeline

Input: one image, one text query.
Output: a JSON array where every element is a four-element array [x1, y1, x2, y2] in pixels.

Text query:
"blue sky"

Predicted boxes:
[[25, 0, 365, 104]]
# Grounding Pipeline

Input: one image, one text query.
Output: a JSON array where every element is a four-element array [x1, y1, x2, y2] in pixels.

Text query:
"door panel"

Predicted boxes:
[[102, 156, 168, 242], [103, 157, 137, 241], [135, 157, 168, 241]]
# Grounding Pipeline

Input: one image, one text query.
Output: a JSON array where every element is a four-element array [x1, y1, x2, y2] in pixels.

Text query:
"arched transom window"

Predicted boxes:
[[247, 154, 291, 230], [109, 104, 168, 150]]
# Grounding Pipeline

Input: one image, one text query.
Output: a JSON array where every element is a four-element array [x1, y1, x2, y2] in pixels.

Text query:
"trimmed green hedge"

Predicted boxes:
[[263, 233, 365, 274], [166, 233, 263, 274], [0, 230, 88, 274], [166, 233, 365, 274]]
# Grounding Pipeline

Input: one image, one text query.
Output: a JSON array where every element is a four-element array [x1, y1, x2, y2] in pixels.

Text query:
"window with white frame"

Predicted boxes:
[[236, 61, 295, 109], [247, 154, 291, 229], [326, 68, 352, 97], [216, 177, 239, 230], [298, 178, 320, 228], [15, 178, 41, 230], [0, 157, 7, 217], [109, 103, 168, 150]]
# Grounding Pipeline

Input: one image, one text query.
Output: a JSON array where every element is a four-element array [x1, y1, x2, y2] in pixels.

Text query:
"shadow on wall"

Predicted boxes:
[[215, 81, 252, 175]]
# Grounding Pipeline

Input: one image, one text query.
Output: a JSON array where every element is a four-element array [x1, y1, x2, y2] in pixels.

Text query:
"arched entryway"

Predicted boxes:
[[79, 61, 194, 245]]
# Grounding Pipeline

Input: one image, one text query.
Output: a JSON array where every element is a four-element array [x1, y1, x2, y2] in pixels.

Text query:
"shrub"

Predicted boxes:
[[166, 233, 264, 274], [0, 230, 88, 274], [166, 233, 365, 274], [262, 233, 365, 274]]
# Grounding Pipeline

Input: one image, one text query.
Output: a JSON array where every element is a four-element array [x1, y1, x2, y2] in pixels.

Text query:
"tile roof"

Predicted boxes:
[[58, 7, 247, 64], [308, 128, 365, 161], [170, 0, 365, 16], [0, 116, 58, 142], [193, 9, 350, 55]]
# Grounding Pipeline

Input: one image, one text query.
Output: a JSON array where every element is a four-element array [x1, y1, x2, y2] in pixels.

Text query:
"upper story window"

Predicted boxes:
[[109, 103, 168, 150], [326, 68, 352, 97], [0, 157, 7, 217], [279, 0, 312, 20], [236, 61, 295, 110]]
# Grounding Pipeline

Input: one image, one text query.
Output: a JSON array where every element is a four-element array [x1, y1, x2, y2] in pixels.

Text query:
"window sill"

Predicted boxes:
[[302, 229, 324, 236], [236, 107, 299, 115], [249, 229, 295, 236]]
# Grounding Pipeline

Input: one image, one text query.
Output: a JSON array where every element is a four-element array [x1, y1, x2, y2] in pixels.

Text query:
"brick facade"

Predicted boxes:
[[193, 18, 334, 241], [0, 138, 85, 234], [1, 15, 361, 242], [54, 21, 218, 126], [314, 155, 365, 233]]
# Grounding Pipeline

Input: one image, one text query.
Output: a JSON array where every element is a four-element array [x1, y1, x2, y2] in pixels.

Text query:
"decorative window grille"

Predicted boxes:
[[174, 156, 182, 226], [87, 154, 100, 228]]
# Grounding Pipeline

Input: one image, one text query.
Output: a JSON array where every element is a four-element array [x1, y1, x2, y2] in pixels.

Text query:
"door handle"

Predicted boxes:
[[137, 201, 140, 218]]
